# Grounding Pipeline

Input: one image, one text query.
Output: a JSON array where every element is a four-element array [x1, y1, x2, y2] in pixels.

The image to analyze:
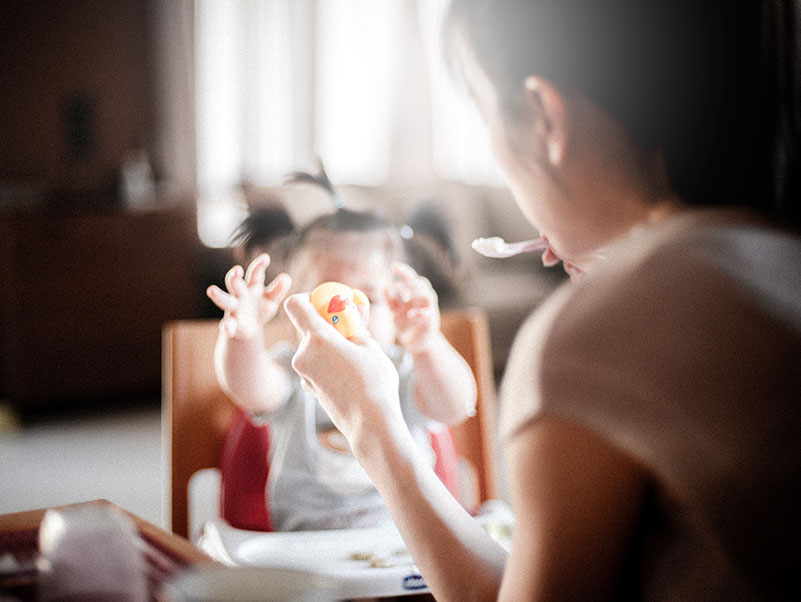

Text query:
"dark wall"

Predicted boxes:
[[0, 0, 154, 196]]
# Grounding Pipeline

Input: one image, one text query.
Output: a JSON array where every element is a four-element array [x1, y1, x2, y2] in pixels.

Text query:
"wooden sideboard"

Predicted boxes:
[[0, 206, 203, 409]]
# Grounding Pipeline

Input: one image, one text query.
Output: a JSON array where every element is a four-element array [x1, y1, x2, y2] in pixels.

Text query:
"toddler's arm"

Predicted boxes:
[[387, 263, 477, 424], [206, 254, 293, 415]]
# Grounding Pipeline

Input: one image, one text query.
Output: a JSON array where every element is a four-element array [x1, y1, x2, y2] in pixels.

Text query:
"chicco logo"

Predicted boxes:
[[402, 574, 428, 591]]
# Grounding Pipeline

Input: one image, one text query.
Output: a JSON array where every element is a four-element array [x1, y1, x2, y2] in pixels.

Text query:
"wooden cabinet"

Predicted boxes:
[[0, 206, 203, 409]]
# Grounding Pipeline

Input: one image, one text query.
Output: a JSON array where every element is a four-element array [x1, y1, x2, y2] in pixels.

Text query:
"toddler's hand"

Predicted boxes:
[[206, 254, 292, 339], [386, 263, 440, 353]]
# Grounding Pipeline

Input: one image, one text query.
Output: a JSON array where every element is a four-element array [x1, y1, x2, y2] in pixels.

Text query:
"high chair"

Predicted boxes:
[[163, 308, 498, 540]]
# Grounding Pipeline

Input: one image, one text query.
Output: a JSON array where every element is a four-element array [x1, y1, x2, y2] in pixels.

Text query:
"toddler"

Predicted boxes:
[[206, 172, 477, 531]]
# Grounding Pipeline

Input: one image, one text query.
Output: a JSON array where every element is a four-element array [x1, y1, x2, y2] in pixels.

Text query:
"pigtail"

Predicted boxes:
[[228, 203, 295, 271], [285, 159, 407, 265], [285, 158, 345, 209], [229, 205, 295, 250]]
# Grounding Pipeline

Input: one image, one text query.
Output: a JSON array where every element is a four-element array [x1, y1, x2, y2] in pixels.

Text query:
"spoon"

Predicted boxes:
[[471, 236, 549, 258]]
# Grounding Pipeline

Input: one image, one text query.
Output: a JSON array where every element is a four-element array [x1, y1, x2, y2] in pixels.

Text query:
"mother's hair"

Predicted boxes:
[[443, 0, 800, 226]]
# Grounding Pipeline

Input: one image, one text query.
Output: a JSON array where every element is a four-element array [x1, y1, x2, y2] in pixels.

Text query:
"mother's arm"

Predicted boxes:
[[502, 419, 649, 600], [284, 293, 507, 600], [284, 293, 649, 601]]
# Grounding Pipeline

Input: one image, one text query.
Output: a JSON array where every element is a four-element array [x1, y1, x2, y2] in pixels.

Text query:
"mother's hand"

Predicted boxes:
[[283, 293, 404, 451]]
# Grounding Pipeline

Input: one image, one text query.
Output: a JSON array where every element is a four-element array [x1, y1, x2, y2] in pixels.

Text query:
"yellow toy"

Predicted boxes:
[[310, 281, 370, 339]]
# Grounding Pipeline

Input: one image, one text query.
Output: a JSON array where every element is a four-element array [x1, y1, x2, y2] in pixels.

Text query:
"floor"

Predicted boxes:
[[0, 399, 163, 528]]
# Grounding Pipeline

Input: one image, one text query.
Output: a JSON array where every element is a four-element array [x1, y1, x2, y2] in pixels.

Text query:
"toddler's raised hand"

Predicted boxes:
[[386, 263, 440, 353], [206, 254, 292, 339]]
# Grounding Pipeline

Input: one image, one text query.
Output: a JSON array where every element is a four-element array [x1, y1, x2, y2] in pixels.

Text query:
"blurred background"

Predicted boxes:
[[0, 0, 563, 527]]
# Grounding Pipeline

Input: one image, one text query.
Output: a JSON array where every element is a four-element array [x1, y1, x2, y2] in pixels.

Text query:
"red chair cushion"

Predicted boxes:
[[219, 408, 273, 531], [220, 410, 462, 530]]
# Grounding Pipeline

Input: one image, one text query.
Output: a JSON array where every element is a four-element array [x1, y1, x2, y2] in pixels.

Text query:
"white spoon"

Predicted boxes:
[[471, 236, 549, 258]]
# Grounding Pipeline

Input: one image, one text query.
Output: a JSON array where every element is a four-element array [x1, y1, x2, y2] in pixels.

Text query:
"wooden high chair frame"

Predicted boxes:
[[163, 308, 498, 539]]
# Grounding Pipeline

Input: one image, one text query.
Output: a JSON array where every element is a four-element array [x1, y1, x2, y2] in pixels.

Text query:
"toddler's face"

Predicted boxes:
[[291, 233, 398, 348]]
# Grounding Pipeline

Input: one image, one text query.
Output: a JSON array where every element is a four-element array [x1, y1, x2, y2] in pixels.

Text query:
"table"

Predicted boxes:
[[0, 499, 216, 600]]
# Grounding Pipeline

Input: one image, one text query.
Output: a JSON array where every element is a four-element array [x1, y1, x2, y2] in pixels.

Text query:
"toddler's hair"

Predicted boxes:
[[285, 162, 406, 263], [230, 205, 295, 260]]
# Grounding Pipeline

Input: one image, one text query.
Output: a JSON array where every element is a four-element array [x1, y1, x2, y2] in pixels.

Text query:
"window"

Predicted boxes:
[[194, 0, 501, 247]]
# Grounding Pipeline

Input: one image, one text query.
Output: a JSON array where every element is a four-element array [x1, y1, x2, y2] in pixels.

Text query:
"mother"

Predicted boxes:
[[285, 0, 801, 599]]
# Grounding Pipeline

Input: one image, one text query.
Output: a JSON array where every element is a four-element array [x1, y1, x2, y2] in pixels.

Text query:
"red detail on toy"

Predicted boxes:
[[327, 295, 347, 314]]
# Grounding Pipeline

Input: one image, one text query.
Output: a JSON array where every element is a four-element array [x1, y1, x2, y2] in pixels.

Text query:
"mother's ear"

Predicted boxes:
[[524, 76, 568, 168]]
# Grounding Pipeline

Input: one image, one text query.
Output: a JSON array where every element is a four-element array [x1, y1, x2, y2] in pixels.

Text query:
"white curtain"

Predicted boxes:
[[419, 1, 502, 185], [149, 0, 197, 201], [194, 0, 501, 246]]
